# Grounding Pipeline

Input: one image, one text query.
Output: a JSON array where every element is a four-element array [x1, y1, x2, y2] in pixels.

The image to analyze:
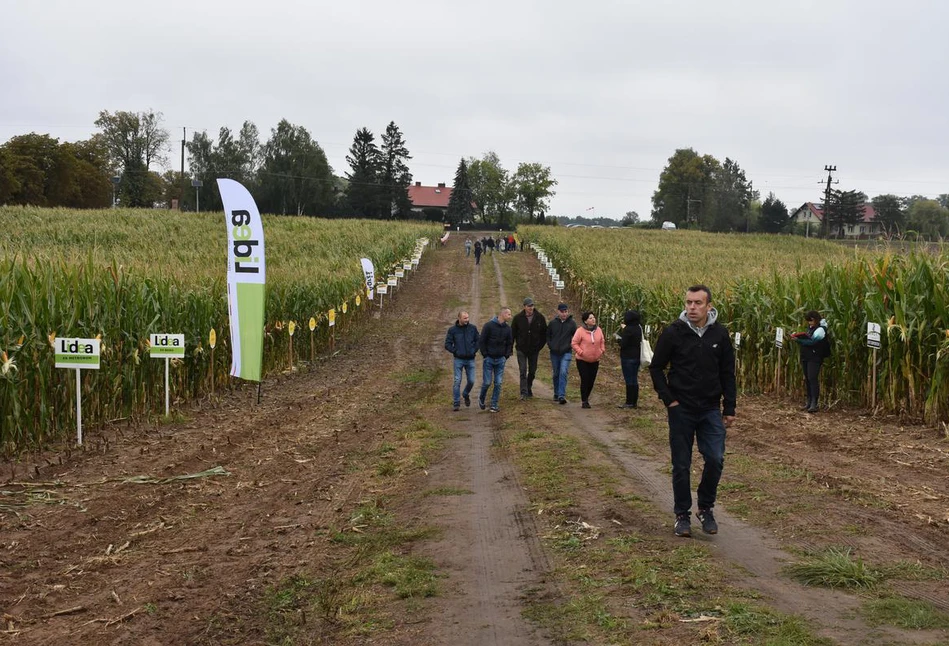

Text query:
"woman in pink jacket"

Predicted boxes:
[[571, 311, 606, 408]]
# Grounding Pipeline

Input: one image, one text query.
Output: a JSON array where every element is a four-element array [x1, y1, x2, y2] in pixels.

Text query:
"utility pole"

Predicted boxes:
[[820, 165, 838, 239], [686, 186, 702, 228], [180, 127, 186, 211]]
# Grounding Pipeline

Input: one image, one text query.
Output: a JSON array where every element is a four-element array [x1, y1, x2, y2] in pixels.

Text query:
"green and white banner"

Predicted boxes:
[[218, 178, 266, 382]]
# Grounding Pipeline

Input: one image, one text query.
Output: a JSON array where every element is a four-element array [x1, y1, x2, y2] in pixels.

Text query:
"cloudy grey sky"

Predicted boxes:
[[3, 0, 947, 220]]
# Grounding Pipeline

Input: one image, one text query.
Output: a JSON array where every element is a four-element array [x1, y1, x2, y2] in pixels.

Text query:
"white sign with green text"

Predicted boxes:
[[151, 334, 185, 417], [55, 337, 100, 446]]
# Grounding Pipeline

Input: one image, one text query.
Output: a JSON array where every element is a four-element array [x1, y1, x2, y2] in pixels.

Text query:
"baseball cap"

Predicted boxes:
[[523, 297, 534, 306], [557, 303, 569, 311]]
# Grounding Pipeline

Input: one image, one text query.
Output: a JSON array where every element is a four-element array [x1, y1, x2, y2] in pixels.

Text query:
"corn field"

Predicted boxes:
[[0, 206, 441, 452], [523, 226, 949, 423]]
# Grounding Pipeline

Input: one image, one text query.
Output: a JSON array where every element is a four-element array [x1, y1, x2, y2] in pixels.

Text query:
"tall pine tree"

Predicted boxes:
[[446, 158, 474, 225], [345, 127, 382, 218], [379, 121, 413, 219]]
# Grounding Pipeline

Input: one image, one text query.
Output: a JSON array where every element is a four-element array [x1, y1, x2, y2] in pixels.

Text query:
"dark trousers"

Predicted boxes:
[[802, 359, 822, 406], [575, 359, 599, 403], [668, 406, 726, 516], [620, 357, 640, 406], [517, 350, 540, 395]]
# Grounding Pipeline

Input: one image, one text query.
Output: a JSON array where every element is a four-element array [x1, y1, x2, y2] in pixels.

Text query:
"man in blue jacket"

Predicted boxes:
[[444, 311, 480, 411], [478, 307, 514, 413], [650, 285, 736, 539]]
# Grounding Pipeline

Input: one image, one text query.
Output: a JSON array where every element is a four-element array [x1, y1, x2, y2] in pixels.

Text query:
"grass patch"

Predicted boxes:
[[860, 595, 949, 630], [357, 551, 439, 599], [397, 368, 441, 385], [723, 602, 834, 645], [422, 487, 473, 497], [784, 547, 883, 589], [523, 592, 631, 642]]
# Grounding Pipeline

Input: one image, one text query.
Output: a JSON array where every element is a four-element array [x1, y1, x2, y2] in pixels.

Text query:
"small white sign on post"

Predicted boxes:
[[645, 324, 653, 337], [555, 280, 565, 290], [55, 337, 101, 445], [150, 333, 185, 417], [387, 276, 398, 287], [866, 322, 881, 349], [395, 269, 405, 278], [775, 327, 784, 349], [734, 331, 741, 348]]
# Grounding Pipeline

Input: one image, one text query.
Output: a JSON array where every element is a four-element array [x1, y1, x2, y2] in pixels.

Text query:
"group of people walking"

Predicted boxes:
[[444, 299, 630, 413], [445, 284, 829, 541], [464, 234, 522, 265]]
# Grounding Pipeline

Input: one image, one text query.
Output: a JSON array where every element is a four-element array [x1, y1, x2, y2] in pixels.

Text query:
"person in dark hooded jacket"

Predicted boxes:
[[617, 309, 643, 408], [444, 311, 480, 411], [650, 285, 736, 539]]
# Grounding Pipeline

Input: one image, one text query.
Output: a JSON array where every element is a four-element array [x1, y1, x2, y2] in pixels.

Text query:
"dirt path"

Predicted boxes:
[[413, 250, 554, 645]]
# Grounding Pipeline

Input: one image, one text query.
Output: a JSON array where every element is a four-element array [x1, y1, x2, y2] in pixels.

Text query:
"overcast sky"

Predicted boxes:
[[3, 0, 947, 220]]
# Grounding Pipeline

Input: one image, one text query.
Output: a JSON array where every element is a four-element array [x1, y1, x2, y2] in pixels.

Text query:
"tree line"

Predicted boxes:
[[0, 110, 558, 225], [651, 148, 949, 239]]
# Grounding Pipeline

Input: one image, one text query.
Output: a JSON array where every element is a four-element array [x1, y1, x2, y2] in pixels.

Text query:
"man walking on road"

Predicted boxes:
[[547, 303, 577, 404], [478, 307, 513, 413], [650, 285, 736, 539], [511, 297, 547, 399], [444, 311, 479, 412]]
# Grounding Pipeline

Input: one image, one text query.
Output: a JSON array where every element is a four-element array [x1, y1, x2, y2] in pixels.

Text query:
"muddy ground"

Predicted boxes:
[[1, 236, 947, 645]]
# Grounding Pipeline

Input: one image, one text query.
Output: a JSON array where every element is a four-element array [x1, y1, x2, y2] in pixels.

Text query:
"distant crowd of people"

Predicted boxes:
[[464, 234, 523, 265]]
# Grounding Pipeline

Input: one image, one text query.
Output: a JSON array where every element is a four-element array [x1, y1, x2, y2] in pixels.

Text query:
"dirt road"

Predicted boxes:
[[1, 236, 947, 645]]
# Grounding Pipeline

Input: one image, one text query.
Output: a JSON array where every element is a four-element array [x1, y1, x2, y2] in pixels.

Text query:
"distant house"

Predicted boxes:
[[791, 202, 881, 238], [407, 181, 451, 217]]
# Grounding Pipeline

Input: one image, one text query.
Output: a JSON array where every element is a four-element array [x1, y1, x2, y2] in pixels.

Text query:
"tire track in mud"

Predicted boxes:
[[417, 245, 553, 646]]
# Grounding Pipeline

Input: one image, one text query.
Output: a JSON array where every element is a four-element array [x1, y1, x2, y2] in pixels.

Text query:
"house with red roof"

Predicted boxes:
[[407, 181, 451, 217], [791, 202, 881, 238]]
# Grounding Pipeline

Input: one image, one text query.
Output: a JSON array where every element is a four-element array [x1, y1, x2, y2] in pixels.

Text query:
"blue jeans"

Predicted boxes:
[[550, 351, 572, 399], [668, 406, 726, 516], [453, 358, 476, 405], [479, 356, 506, 408]]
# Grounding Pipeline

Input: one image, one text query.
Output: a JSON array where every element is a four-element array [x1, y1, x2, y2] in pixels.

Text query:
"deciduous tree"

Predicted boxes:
[[258, 120, 334, 216], [871, 194, 905, 236], [512, 162, 557, 223], [94, 109, 169, 207]]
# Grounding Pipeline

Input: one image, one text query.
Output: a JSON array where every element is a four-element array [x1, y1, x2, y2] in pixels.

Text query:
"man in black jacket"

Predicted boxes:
[[444, 311, 480, 411], [546, 303, 577, 404], [511, 297, 548, 399], [650, 285, 736, 539], [478, 307, 513, 412]]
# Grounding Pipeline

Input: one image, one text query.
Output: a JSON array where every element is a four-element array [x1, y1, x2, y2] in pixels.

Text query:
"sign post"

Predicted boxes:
[[328, 309, 336, 352], [774, 327, 784, 394], [867, 322, 882, 409], [150, 334, 185, 416], [208, 329, 217, 395], [287, 321, 296, 370], [55, 337, 101, 445], [309, 317, 316, 362]]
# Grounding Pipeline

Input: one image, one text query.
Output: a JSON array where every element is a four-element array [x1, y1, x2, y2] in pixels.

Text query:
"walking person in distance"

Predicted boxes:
[[650, 285, 736, 538], [444, 311, 479, 412], [547, 303, 577, 404], [571, 311, 605, 409]]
